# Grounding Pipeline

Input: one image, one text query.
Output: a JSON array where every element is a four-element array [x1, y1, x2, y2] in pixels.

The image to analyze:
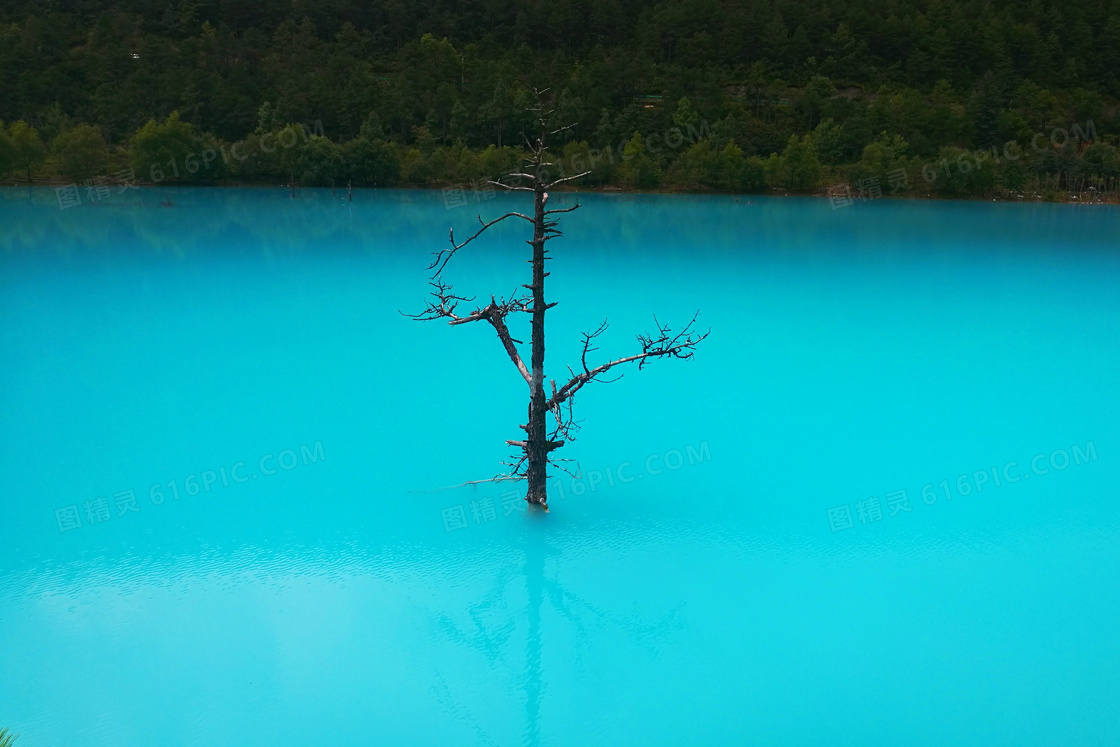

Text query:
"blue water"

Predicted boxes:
[[2, 187, 1119, 745]]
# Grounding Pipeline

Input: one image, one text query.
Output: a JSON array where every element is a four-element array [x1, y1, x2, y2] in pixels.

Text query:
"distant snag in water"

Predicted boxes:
[[405, 89, 708, 512]]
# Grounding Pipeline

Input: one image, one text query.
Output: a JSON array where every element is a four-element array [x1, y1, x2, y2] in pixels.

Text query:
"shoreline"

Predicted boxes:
[[3, 178, 1118, 206]]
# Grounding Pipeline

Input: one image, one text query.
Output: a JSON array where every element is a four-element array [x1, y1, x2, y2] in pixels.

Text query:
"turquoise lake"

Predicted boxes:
[[1, 187, 1119, 745]]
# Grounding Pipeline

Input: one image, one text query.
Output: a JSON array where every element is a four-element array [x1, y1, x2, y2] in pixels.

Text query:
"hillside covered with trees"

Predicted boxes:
[[1, 0, 1119, 199]]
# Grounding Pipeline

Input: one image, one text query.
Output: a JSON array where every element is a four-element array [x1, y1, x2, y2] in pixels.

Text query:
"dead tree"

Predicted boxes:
[[408, 92, 708, 512]]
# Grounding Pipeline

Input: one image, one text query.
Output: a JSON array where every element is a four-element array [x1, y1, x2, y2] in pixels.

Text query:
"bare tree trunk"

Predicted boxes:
[[410, 88, 707, 513], [525, 184, 549, 507]]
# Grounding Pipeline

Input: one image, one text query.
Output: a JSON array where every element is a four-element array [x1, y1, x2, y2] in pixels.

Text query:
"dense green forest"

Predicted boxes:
[[2, 0, 1119, 200]]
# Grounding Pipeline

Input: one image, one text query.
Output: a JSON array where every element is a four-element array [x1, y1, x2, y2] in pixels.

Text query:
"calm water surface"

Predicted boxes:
[[1, 188, 1119, 745]]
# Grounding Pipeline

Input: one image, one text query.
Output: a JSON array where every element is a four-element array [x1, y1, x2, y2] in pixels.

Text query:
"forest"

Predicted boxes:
[[1, 0, 1119, 199]]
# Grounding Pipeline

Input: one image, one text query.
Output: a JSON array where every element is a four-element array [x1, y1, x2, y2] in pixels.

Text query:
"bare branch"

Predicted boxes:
[[544, 203, 582, 216], [487, 179, 534, 192], [406, 474, 525, 493], [475, 302, 533, 385], [546, 457, 581, 478], [501, 455, 528, 479], [546, 171, 591, 189], [400, 278, 475, 322], [549, 122, 578, 137], [548, 379, 583, 445], [547, 312, 710, 409], [406, 281, 532, 385], [431, 211, 533, 275]]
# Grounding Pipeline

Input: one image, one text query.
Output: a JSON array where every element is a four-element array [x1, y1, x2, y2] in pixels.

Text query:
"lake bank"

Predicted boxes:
[[6, 174, 1119, 207]]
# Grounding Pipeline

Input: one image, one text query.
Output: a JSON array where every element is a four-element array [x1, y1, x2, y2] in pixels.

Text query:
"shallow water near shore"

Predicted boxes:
[[2, 187, 1119, 745]]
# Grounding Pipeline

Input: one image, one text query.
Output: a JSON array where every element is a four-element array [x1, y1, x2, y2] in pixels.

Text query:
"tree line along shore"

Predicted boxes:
[[2, 0, 1119, 202], [2, 104, 1117, 204]]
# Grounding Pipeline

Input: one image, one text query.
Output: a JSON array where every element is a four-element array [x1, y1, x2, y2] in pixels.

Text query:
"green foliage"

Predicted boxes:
[[0, 727, 18, 747], [38, 102, 74, 143], [0, 124, 16, 177], [131, 112, 199, 183], [228, 131, 277, 182], [0, 1, 1115, 200], [257, 102, 280, 133], [343, 136, 399, 186], [766, 135, 823, 191], [848, 132, 910, 190], [7, 121, 46, 181], [813, 119, 847, 166], [448, 100, 469, 142], [725, 149, 767, 192], [400, 147, 432, 185], [476, 145, 521, 181], [672, 98, 700, 130], [359, 113, 385, 140], [1082, 143, 1120, 179], [711, 140, 758, 191], [561, 141, 618, 185], [929, 146, 996, 196], [667, 139, 765, 191], [294, 135, 343, 186], [997, 157, 1030, 192], [667, 140, 715, 188], [620, 132, 661, 189], [794, 76, 837, 129], [53, 124, 109, 181], [423, 145, 460, 183], [276, 124, 309, 179], [226, 124, 314, 182]]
